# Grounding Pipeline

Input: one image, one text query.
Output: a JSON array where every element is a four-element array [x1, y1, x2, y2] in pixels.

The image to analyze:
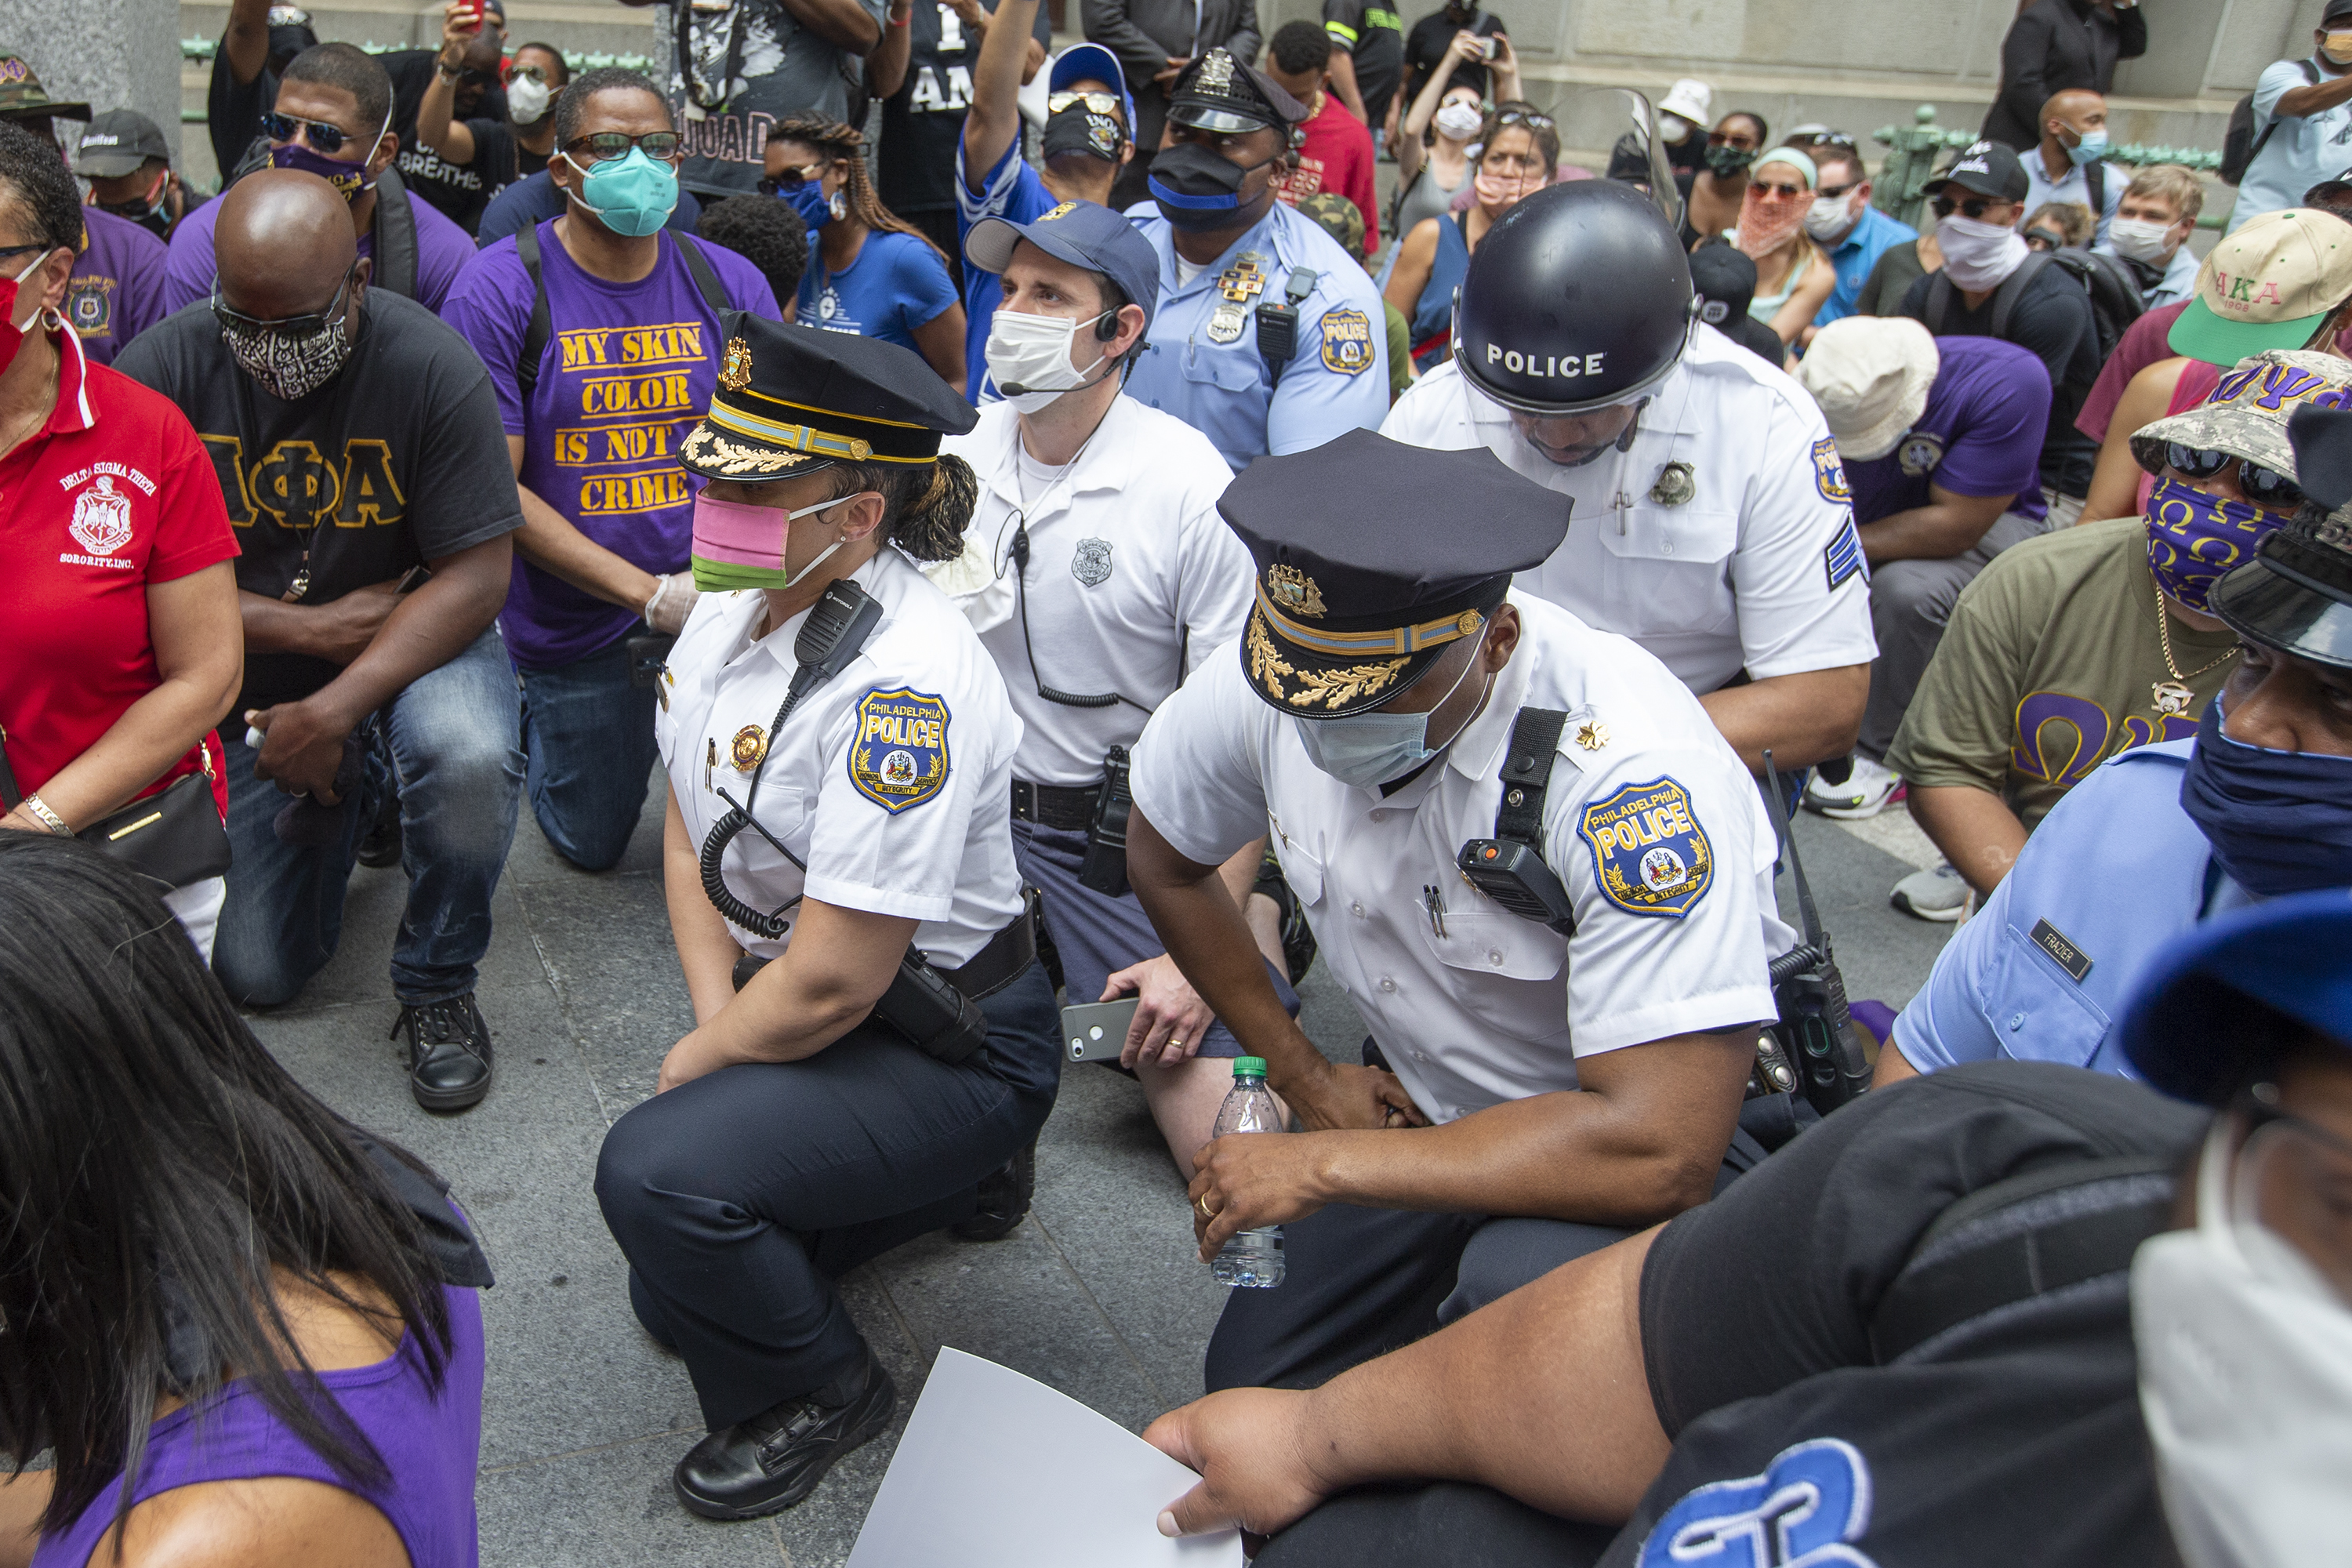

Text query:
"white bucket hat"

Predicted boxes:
[[1657, 78, 1712, 126], [1797, 316, 1942, 464]]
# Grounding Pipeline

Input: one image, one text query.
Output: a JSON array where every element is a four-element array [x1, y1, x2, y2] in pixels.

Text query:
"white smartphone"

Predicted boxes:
[[1062, 997, 1142, 1063]]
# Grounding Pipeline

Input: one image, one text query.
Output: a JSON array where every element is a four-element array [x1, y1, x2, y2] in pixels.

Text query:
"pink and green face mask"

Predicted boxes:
[[688, 492, 849, 592]]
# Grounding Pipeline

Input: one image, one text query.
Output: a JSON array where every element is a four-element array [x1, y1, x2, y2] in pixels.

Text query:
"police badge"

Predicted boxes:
[[1071, 536, 1112, 586], [1896, 430, 1945, 477], [1265, 563, 1327, 617], [1649, 461, 1697, 507], [720, 336, 752, 391], [1208, 302, 1248, 343]]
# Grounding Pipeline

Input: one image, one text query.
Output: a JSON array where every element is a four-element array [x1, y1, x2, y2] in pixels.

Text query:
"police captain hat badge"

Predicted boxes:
[[730, 725, 769, 771], [1266, 562, 1327, 617], [1196, 47, 1236, 93], [719, 337, 753, 392], [1649, 461, 1696, 508]]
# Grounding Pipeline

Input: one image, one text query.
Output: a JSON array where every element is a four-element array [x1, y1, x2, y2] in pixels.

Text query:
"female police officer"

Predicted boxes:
[[593, 315, 1058, 1522]]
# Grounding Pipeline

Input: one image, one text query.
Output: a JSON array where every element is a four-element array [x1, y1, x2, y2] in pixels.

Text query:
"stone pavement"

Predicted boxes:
[[246, 774, 1946, 1567]]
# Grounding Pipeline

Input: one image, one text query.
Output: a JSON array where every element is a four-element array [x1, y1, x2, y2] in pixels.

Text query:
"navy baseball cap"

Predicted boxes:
[[965, 199, 1162, 331], [1048, 42, 1134, 138], [2122, 889, 2352, 1105]]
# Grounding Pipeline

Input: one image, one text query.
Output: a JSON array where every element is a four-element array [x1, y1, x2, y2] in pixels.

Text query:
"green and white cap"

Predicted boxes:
[[2168, 209, 2352, 367]]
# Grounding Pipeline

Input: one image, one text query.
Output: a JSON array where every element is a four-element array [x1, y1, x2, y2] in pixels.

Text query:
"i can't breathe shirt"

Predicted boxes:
[[444, 223, 779, 669]]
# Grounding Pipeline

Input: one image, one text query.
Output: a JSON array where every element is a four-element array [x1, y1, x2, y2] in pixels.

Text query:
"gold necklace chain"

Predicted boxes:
[[2150, 579, 2236, 717]]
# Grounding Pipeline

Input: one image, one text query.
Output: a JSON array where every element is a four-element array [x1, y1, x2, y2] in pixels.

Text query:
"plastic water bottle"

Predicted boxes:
[[1209, 1056, 1287, 1289]]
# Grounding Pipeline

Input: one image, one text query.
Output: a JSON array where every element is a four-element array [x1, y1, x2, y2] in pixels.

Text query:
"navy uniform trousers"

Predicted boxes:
[[594, 964, 1061, 1431]]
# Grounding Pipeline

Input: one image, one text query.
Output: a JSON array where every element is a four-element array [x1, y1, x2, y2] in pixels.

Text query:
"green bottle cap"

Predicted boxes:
[[1232, 1056, 1269, 1078]]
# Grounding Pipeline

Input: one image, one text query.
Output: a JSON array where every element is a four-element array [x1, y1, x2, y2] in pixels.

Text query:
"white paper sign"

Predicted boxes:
[[846, 1347, 1245, 1567]]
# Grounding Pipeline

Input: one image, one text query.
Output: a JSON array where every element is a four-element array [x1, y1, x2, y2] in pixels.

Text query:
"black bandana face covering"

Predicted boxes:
[[220, 291, 358, 401]]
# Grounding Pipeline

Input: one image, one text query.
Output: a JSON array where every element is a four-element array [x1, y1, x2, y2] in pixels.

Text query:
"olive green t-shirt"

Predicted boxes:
[[1887, 516, 2241, 830]]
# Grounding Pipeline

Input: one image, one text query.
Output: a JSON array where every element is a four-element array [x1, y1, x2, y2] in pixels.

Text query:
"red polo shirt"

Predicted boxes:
[[0, 326, 238, 816], [1275, 92, 1382, 259]]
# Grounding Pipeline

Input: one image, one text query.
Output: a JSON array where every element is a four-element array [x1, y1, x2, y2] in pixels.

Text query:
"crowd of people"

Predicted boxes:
[[1, 0, 2350, 1561]]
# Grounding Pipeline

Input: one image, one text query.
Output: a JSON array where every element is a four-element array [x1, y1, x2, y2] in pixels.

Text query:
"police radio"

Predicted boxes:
[[1760, 749, 1873, 1116], [1255, 266, 1321, 388], [1457, 709, 1577, 936]]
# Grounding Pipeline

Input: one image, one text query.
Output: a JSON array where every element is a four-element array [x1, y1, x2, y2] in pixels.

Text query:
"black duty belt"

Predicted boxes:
[[730, 890, 1040, 1002], [1011, 778, 1100, 833]]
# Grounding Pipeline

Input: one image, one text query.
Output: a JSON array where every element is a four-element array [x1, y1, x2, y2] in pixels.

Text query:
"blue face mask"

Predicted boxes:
[[1292, 636, 1488, 790], [775, 177, 833, 232], [565, 147, 679, 238], [2180, 694, 2352, 896], [2067, 127, 2109, 166]]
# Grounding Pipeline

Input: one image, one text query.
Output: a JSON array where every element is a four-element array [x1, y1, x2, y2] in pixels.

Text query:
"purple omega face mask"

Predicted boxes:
[[269, 111, 391, 200], [2143, 474, 2294, 612]]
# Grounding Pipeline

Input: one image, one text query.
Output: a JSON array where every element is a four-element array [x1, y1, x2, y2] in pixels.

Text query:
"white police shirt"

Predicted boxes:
[[945, 394, 1257, 788], [1123, 198, 1391, 473], [655, 547, 1026, 967], [1131, 591, 1791, 1123], [1381, 326, 1878, 695]]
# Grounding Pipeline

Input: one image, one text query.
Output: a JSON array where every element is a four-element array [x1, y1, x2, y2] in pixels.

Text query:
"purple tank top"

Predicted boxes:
[[32, 1284, 484, 1568]]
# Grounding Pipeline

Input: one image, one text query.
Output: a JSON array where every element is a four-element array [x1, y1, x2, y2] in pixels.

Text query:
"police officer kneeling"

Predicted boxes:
[[1127, 430, 1794, 1393], [593, 318, 1058, 1520], [1382, 183, 1875, 773]]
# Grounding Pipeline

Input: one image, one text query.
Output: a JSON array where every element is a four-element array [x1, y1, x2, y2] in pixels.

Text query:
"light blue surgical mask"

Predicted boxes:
[[1291, 634, 1489, 789], [565, 147, 680, 237], [2067, 127, 2108, 166]]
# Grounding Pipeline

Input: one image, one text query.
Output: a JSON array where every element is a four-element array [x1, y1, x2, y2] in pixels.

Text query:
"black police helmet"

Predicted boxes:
[[1454, 180, 1696, 416]]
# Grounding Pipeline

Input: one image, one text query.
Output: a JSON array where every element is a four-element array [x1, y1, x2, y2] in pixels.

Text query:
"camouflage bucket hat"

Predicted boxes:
[[0, 56, 89, 122], [2131, 349, 2352, 481], [1297, 192, 1364, 259]]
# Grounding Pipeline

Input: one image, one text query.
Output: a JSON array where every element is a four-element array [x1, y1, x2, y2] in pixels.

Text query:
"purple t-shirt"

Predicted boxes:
[[159, 182, 480, 318], [1846, 335, 2053, 528], [67, 207, 171, 365], [443, 222, 779, 670]]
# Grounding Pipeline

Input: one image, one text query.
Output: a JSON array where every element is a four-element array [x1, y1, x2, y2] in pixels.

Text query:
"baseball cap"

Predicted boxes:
[[0, 56, 89, 124], [1657, 78, 1711, 125], [1798, 317, 1942, 463], [1047, 42, 1134, 135], [964, 198, 1162, 332], [2122, 888, 2352, 1106], [2168, 208, 2352, 365], [1686, 242, 1787, 365], [1167, 47, 1305, 136], [2208, 403, 2352, 670], [72, 109, 168, 179], [1922, 140, 2029, 204]]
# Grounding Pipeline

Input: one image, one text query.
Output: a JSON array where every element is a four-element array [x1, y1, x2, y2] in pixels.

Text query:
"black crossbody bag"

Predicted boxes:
[[0, 726, 232, 891]]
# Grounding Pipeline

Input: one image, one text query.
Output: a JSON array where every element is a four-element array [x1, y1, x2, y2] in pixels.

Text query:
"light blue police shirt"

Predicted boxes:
[[1891, 739, 2251, 1080], [1122, 198, 1390, 472]]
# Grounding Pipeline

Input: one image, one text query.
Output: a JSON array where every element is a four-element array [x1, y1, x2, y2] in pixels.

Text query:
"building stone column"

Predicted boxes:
[[0, 0, 184, 159]]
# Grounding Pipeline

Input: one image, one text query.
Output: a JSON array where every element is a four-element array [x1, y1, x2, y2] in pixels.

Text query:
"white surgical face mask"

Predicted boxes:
[[1802, 190, 1858, 242], [2107, 216, 2177, 265], [1657, 114, 1690, 144], [984, 306, 1114, 413], [506, 72, 553, 124], [1291, 633, 1488, 789], [2133, 1120, 2352, 1568], [1434, 100, 1484, 142], [1935, 212, 2029, 292]]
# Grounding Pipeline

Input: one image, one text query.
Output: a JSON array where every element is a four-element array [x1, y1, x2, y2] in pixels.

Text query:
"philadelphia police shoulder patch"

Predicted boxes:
[[1811, 437, 1851, 503], [1824, 513, 1865, 590], [1580, 776, 1713, 919], [1319, 307, 1374, 375], [849, 687, 952, 815]]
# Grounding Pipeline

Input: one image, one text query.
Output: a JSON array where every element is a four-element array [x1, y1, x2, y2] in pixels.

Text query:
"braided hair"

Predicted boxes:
[[771, 112, 948, 265]]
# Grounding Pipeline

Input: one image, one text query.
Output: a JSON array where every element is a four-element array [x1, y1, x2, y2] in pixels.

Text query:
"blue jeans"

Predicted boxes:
[[212, 628, 523, 1007], [516, 630, 659, 872]]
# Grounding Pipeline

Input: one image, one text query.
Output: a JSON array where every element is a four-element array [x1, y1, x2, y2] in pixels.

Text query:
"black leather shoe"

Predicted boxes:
[[673, 1345, 897, 1519], [354, 789, 402, 869], [391, 993, 493, 1112], [950, 1140, 1035, 1241]]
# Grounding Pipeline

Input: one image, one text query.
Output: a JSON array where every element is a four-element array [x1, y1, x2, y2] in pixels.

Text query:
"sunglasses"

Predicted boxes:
[[757, 162, 828, 195], [1706, 130, 1753, 147], [1751, 180, 1806, 199], [210, 262, 359, 336], [261, 111, 369, 154], [1494, 109, 1553, 129], [1047, 90, 1121, 116], [1932, 194, 2003, 220], [1806, 131, 1857, 148], [562, 130, 682, 162], [2165, 444, 2307, 511]]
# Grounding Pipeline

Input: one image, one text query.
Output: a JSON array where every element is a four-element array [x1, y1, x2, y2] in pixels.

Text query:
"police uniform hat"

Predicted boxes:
[[681, 310, 977, 481], [1167, 47, 1306, 136], [2208, 403, 2352, 670], [964, 198, 1162, 332], [1221, 429, 1567, 718], [2121, 888, 2352, 1106]]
